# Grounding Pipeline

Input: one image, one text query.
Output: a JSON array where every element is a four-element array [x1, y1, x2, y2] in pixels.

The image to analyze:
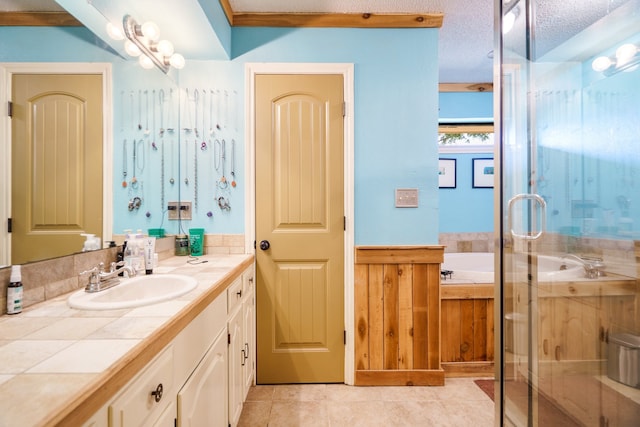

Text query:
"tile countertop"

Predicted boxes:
[[0, 254, 254, 427]]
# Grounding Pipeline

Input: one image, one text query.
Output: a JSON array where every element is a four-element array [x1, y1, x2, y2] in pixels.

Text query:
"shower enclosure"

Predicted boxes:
[[496, 0, 640, 425]]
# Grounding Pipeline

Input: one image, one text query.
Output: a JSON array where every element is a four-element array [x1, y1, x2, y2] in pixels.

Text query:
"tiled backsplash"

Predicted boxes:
[[0, 234, 246, 315], [439, 232, 494, 253]]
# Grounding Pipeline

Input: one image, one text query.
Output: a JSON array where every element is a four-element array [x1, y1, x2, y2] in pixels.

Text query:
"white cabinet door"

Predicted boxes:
[[152, 399, 176, 427], [110, 346, 174, 427], [177, 330, 228, 427], [228, 305, 244, 427], [242, 288, 255, 398]]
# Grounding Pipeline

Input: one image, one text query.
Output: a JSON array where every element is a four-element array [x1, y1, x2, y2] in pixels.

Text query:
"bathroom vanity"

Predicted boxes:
[[0, 254, 254, 427]]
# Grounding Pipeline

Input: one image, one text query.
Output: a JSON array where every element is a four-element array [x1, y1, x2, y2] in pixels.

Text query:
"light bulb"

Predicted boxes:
[[615, 44, 637, 64], [169, 53, 185, 69], [592, 56, 613, 72], [141, 21, 160, 42], [106, 22, 124, 40], [156, 40, 174, 57], [139, 55, 155, 69], [124, 40, 141, 57]]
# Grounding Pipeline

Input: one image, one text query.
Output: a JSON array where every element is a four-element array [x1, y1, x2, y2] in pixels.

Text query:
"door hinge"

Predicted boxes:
[[344, 330, 346, 345], [228, 332, 231, 345], [342, 101, 346, 118], [344, 216, 346, 231], [7, 101, 13, 118], [7, 218, 11, 233]]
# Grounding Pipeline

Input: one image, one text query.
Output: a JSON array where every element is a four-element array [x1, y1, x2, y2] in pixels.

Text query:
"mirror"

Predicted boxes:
[[0, 6, 181, 266]]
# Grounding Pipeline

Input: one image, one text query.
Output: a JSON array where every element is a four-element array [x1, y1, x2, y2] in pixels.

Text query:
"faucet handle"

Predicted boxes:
[[79, 266, 99, 276]]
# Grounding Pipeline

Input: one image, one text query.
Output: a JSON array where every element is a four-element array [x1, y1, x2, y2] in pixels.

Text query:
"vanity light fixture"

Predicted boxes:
[[591, 43, 639, 75], [121, 15, 185, 73]]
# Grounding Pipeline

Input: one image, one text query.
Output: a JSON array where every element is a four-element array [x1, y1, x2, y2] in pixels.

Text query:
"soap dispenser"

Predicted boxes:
[[7, 265, 23, 314]]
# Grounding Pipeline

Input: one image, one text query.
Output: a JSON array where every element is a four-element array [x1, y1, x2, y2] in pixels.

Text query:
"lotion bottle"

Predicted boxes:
[[7, 265, 23, 315]]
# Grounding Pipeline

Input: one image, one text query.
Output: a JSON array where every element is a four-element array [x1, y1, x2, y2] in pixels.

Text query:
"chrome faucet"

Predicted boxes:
[[562, 254, 606, 279], [80, 261, 136, 293]]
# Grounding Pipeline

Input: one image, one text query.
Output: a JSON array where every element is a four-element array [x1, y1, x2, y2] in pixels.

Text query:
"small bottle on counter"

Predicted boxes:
[[7, 265, 23, 315]]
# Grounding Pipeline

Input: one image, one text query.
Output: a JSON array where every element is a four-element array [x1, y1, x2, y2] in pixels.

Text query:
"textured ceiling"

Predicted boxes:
[[227, 0, 495, 83], [0, 0, 495, 83]]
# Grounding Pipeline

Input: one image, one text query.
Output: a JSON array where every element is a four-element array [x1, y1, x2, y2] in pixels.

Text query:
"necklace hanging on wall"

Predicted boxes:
[[151, 90, 157, 150], [131, 138, 138, 188], [144, 90, 150, 136], [122, 139, 128, 188], [218, 139, 227, 189], [230, 139, 237, 188], [136, 139, 145, 175], [167, 88, 175, 134], [194, 140, 198, 209], [159, 89, 165, 137], [138, 90, 143, 131], [161, 138, 165, 209], [169, 138, 175, 185], [193, 89, 200, 139], [184, 135, 189, 185]]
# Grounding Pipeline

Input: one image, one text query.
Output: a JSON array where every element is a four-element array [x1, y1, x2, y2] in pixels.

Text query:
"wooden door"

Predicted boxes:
[[12, 74, 103, 264], [255, 74, 345, 383]]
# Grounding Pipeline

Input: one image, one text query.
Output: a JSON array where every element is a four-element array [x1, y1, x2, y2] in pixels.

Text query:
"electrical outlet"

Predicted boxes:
[[167, 201, 192, 220]]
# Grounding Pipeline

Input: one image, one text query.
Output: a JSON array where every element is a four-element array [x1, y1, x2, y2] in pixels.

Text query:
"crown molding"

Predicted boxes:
[[0, 12, 81, 26]]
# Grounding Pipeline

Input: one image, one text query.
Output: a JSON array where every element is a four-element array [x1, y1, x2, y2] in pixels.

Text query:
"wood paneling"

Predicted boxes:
[[0, 12, 80, 26], [354, 246, 444, 386], [233, 13, 444, 28], [438, 83, 493, 92], [441, 298, 494, 364]]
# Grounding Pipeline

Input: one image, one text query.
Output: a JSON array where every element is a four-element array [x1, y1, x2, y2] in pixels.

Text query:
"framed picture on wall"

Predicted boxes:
[[438, 158, 456, 188], [472, 158, 494, 188]]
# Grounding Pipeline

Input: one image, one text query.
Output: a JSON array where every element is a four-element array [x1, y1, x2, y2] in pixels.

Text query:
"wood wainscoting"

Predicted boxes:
[[440, 284, 495, 377], [354, 246, 445, 386]]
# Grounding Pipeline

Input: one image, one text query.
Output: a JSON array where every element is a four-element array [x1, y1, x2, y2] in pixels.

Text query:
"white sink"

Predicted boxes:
[[68, 274, 198, 310]]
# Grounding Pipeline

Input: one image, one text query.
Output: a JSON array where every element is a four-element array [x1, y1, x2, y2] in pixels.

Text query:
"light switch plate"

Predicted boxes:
[[395, 188, 419, 208]]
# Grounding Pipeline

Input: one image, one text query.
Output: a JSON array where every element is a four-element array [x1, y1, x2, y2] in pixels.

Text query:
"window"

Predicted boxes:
[[438, 123, 494, 153]]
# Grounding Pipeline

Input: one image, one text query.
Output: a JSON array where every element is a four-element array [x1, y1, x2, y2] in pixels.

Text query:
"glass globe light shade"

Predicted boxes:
[[169, 53, 185, 69], [141, 21, 161, 42], [124, 40, 141, 57], [139, 55, 155, 69], [615, 44, 637, 64], [157, 40, 174, 57], [591, 56, 612, 72], [106, 22, 124, 41], [502, 11, 516, 34]]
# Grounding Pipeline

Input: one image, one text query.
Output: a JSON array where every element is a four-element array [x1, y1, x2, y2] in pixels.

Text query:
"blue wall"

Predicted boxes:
[[438, 91, 495, 233], [1, 25, 441, 245], [439, 91, 494, 122], [438, 152, 494, 233]]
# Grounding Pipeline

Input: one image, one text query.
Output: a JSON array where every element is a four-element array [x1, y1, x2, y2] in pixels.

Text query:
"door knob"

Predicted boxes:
[[259, 240, 270, 250]]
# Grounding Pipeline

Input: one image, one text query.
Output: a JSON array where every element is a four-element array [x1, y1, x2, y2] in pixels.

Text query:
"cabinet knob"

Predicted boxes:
[[151, 383, 163, 403]]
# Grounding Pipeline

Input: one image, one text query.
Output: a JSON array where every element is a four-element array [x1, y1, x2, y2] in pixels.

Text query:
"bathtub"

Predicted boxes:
[[441, 252, 585, 283]]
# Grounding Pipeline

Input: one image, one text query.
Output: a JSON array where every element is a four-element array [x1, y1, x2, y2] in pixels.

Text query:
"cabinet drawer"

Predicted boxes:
[[227, 277, 243, 314], [110, 345, 174, 427]]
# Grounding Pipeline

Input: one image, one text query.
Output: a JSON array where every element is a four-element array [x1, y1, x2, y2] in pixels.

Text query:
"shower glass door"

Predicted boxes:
[[497, 0, 640, 425]]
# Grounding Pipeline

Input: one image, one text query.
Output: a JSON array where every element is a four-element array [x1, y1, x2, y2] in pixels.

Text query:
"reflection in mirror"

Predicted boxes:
[[0, 12, 180, 267]]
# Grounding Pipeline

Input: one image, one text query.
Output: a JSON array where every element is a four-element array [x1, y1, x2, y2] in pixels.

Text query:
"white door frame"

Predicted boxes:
[[245, 63, 355, 384], [0, 63, 113, 267]]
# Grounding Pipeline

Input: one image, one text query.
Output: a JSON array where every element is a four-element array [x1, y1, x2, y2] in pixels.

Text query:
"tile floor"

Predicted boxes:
[[238, 378, 495, 427]]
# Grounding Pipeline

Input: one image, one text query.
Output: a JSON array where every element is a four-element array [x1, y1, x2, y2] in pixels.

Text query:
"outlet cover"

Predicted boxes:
[[167, 201, 192, 220]]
